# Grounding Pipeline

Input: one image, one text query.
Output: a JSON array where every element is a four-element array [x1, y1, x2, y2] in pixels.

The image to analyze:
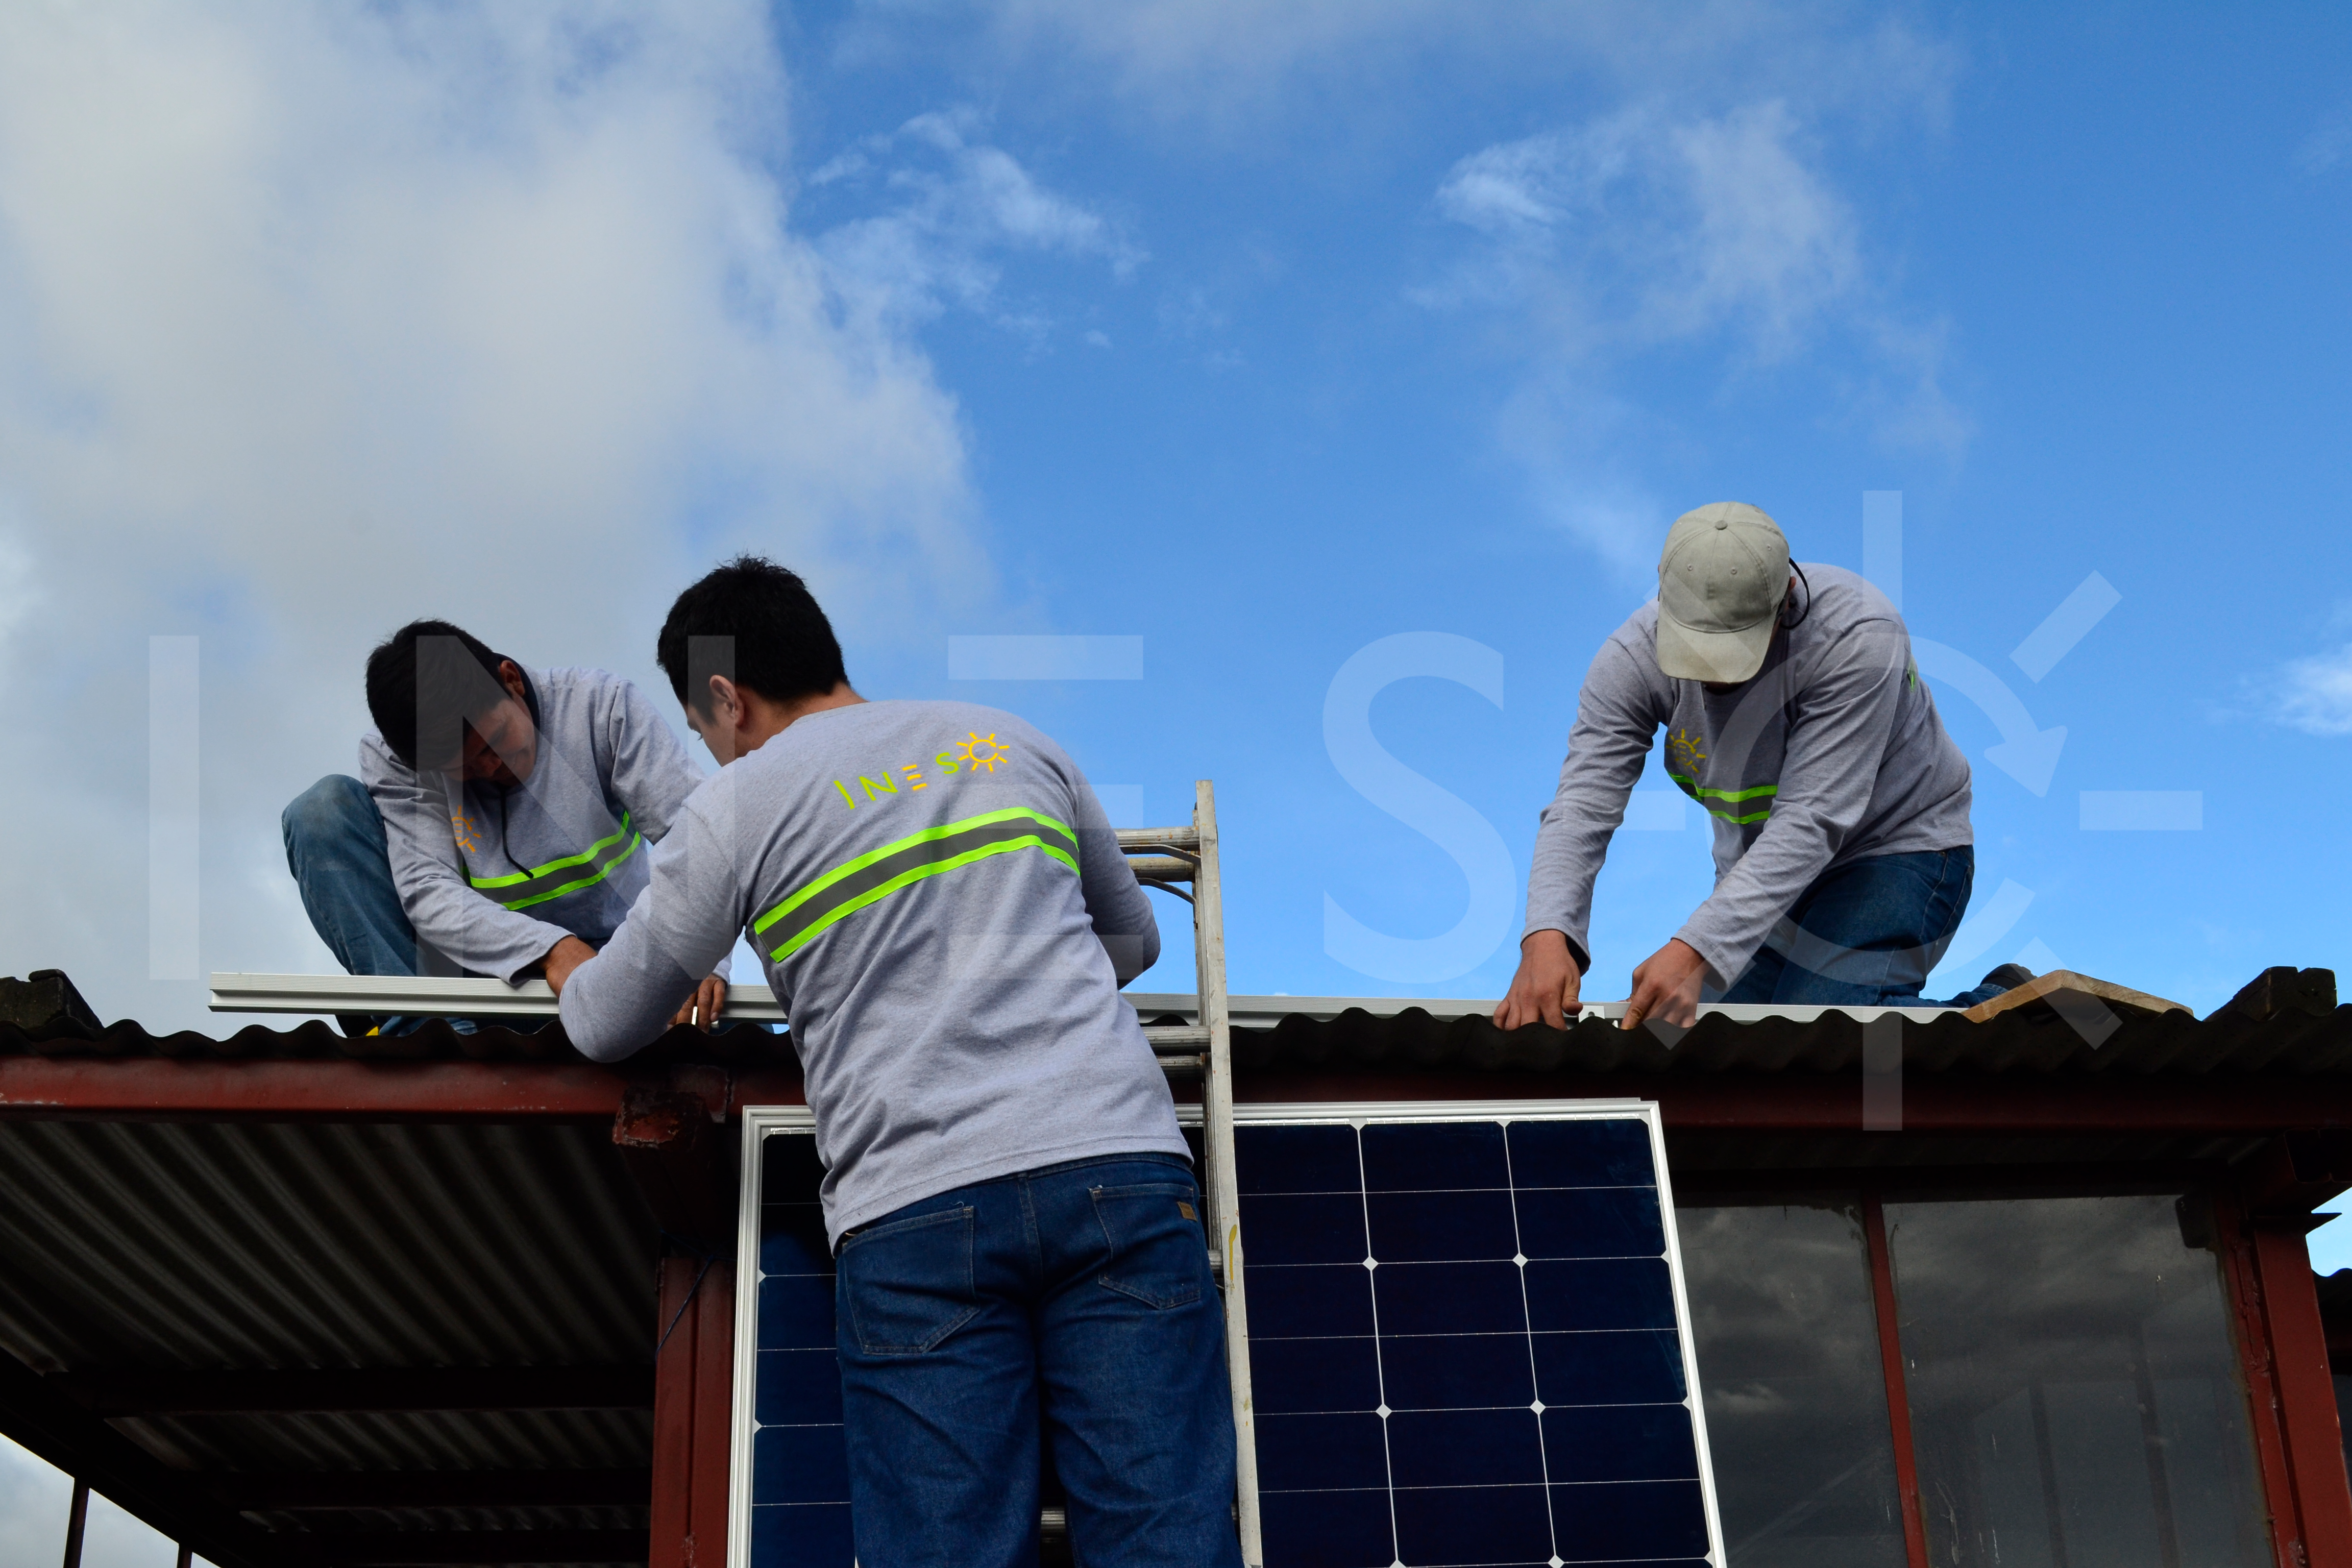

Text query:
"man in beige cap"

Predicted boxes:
[[1496, 502, 2022, 1032]]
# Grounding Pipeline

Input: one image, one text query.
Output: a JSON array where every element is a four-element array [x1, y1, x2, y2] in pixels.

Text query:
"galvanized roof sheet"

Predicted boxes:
[[5, 965, 2347, 1076]]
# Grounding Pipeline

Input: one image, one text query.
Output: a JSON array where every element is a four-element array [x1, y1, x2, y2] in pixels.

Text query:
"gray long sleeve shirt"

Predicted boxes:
[[1524, 564, 1973, 987], [558, 699, 1185, 1242], [361, 666, 710, 983]]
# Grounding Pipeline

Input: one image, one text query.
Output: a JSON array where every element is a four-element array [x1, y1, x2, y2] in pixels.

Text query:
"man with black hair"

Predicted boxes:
[[554, 557, 1240, 1568], [281, 619, 727, 1032]]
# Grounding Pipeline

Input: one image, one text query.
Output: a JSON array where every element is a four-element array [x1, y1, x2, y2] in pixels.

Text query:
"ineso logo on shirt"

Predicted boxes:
[[829, 731, 1007, 810]]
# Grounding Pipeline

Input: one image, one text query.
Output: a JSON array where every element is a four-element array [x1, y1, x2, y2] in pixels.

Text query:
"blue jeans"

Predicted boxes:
[[835, 1153, 1244, 1568], [1718, 846, 2007, 1009], [281, 775, 474, 1035]]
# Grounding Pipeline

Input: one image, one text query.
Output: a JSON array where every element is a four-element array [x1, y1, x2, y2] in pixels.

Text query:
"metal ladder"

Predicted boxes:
[[1116, 780, 1263, 1566]]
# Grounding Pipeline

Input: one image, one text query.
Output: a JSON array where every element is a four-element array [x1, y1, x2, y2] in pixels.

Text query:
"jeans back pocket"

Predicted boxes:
[[1089, 1182, 1207, 1310], [839, 1205, 979, 1355]]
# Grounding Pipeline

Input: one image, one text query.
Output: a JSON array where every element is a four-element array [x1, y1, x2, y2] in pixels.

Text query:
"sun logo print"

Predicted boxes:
[[450, 814, 484, 854], [957, 731, 1008, 773], [1666, 728, 1708, 777]]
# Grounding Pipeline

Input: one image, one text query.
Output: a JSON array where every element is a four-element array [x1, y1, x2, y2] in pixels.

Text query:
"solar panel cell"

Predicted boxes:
[[1503, 1118, 1657, 1188], [1361, 1120, 1511, 1190], [1236, 1123, 1363, 1194], [749, 1502, 854, 1568], [1377, 1332, 1534, 1410], [1539, 1404, 1699, 1483], [1385, 1408, 1546, 1486], [1367, 1187, 1518, 1260], [1251, 1334, 1382, 1414], [1256, 1412, 1392, 1490], [755, 1346, 844, 1426], [1530, 1329, 1688, 1406], [1257, 1488, 1396, 1567], [1548, 1478, 1709, 1559], [755, 1272, 835, 1349], [1521, 1258, 1676, 1332], [1244, 1263, 1375, 1338], [1390, 1481, 1554, 1565], [1241, 1192, 1372, 1265], [1374, 1259, 1527, 1335], [1513, 1187, 1669, 1259], [753, 1420, 851, 1502]]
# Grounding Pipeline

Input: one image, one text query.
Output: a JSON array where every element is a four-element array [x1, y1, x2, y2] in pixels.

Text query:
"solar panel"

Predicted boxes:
[[729, 1102, 1721, 1568], [1237, 1103, 1722, 1568], [734, 1120, 855, 1568]]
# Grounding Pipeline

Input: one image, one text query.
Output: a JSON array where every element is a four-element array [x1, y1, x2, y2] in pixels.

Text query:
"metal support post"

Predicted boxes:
[[61, 1479, 89, 1568]]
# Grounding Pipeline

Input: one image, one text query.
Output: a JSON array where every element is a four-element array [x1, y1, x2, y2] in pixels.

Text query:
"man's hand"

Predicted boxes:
[[542, 935, 597, 997], [671, 974, 728, 1033], [1623, 939, 1710, 1031], [1494, 929, 1583, 1031]]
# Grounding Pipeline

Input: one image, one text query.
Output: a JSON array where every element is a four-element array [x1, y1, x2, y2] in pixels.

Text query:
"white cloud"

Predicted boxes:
[[1429, 104, 1860, 363], [2276, 644, 2352, 736], [0, 3, 989, 1031], [811, 109, 1143, 338], [943, 2, 1957, 135], [1423, 94, 1968, 573], [2300, 107, 2352, 175]]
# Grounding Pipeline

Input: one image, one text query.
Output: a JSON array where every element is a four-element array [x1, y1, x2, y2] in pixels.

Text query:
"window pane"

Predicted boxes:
[[1884, 1195, 2269, 1568], [1677, 1202, 1907, 1567]]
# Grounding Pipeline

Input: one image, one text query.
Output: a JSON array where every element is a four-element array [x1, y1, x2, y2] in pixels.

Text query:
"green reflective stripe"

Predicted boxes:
[[466, 814, 642, 911], [756, 808, 1080, 962], [1665, 774, 1777, 826]]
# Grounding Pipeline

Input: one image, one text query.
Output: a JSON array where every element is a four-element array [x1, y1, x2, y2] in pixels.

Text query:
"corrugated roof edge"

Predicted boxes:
[[3, 966, 2342, 1076]]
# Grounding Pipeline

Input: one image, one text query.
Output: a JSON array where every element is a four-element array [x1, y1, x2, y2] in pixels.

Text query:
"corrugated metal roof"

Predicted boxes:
[[1207, 993, 2352, 1077], [6, 966, 2349, 1076], [0, 1119, 659, 1563], [0, 1121, 652, 1375]]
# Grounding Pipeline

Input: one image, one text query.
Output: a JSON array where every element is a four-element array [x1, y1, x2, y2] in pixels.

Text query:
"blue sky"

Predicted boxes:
[[7, 5, 2352, 1552], [0, 1, 2345, 1067]]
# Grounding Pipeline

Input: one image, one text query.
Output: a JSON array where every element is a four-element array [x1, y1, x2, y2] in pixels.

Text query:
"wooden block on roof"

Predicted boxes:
[[1960, 968, 2191, 1025]]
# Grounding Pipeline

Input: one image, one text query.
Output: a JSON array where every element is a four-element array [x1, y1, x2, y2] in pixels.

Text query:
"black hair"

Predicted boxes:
[[365, 619, 519, 770], [657, 555, 847, 717]]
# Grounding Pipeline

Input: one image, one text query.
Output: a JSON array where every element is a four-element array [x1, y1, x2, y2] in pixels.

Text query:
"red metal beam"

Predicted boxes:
[[2248, 1221, 2352, 1565], [7, 1056, 2344, 1133], [1237, 1071, 2352, 1134], [0, 1058, 628, 1119], [0, 1058, 809, 1121], [1860, 1194, 1930, 1568], [692, 1263, 738, 1568], [2216, 1193, 2306, 1568]]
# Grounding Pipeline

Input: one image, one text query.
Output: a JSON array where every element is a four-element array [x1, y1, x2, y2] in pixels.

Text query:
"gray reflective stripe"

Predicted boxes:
[[466, 814, 642, 912], [755, 807, 1080, 962]]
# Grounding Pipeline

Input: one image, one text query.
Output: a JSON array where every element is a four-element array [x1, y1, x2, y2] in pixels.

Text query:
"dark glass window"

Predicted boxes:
[[1884, 1194, 2269, 1568], [1676, 1201, 1908, 1567]]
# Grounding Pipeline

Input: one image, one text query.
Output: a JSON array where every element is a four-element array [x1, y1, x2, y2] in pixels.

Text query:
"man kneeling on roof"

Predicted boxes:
[[280, 620, 727, 1035], [1498, 502, 2029, 1035], [553, 556, 1240, 1568]]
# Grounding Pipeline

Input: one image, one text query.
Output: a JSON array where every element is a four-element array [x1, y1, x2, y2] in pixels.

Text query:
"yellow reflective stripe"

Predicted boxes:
[[768, 836, 1077, 962], [752, 807, 1076, 938], [468, 814, 635, 888], [755, 808, 1081, 961], [464, 813, 642, 910]]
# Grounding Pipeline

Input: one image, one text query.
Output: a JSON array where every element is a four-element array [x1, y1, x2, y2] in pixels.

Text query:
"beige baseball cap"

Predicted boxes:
[[1654, 502, 1791, 683]]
